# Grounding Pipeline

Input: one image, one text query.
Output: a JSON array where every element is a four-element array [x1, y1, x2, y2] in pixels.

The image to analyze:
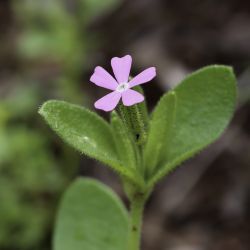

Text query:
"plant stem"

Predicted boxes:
[[127, 195, 146, 250]]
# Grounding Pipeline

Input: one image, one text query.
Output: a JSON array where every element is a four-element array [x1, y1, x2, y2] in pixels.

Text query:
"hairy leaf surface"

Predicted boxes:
[[111, 111, 137, 169], [149, 66, 237, 186], [144, 91, 176, 178], [39, 100, 136, 181], [53, 178, 129, 250]]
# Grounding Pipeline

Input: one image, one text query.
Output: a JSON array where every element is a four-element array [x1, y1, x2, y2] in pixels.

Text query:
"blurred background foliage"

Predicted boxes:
[[0, 0, 250, 250], [0, 0, 120, 249]]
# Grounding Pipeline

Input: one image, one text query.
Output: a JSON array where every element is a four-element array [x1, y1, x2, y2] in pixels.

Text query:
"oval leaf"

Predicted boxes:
[[53, 178, 129, 250], [111, 111, 137, 170], [39, 100, 135, 181], [149, 65, 237, 186], [144, 91, 176, 179]]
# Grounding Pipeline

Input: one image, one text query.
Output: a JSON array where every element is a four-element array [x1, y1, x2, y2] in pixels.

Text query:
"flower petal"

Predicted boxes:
[[129, 67, 156, 88], [90, 66, 118, 90], [111, 55, 132, 83], [122, 89, 144, 106], [94, 91, 121, 112]]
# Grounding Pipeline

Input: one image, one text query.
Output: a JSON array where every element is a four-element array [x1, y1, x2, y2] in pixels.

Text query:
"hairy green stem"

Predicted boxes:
[[127, 195, 146, 250]]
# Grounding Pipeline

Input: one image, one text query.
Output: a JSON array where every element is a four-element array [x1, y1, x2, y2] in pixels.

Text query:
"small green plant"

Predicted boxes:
[[39, 56, 237, 250]]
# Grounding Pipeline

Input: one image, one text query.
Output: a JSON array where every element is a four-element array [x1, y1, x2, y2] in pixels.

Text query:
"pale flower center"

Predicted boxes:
[[116, 82, 129, 93]]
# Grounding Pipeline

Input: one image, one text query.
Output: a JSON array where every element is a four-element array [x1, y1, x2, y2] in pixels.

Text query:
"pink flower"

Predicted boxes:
[[90, 55, 156, 112]]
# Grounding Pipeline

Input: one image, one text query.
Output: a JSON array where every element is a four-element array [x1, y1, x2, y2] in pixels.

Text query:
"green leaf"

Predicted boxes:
[[111, 111, 137, 170], [39, 100, 136, 182], [149, 65, 237, 186], [53, 178, 129, 250], [111, 112, 146, 187], [144, 91, 176, 178]]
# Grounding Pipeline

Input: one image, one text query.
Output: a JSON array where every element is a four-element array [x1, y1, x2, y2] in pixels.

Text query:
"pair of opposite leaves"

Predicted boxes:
[[39, 65, 236, 188], [39, 65, 237, 250]]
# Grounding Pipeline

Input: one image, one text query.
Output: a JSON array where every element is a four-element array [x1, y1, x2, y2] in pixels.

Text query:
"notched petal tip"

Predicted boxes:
[[129, 66, 157, 88], [90, 66, 118, 90], [111, 55, 133, 84], [94, 91, 121, 112], [93, 66, 103, 73], [111, 55, 132, 61], [122, 89, 144, 106], [94, 101, 112, 112], [89, 72, 96, 82]]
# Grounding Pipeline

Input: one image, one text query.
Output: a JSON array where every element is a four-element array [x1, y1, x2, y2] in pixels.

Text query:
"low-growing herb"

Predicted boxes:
[[39, 55, 237, 250]]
